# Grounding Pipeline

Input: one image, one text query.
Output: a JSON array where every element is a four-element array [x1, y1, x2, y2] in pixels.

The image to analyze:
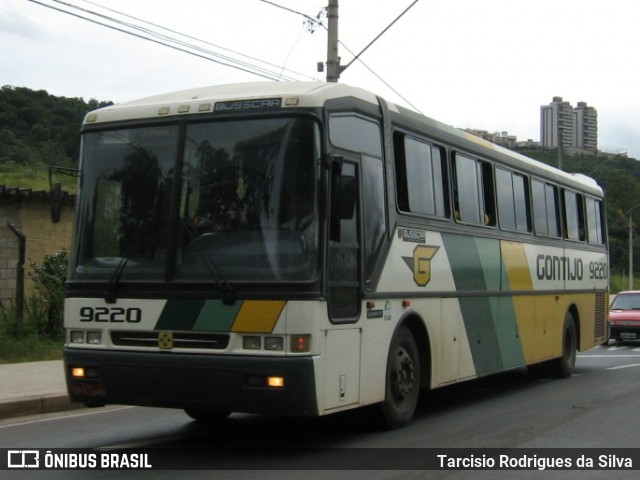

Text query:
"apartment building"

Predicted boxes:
[[541, 97, 597, 151]]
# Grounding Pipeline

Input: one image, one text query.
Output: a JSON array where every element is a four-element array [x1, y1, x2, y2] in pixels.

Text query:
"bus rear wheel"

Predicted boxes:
[[529, 312, 577, 379], [380, 327, 420, 429], [549, 313, 577, 378]]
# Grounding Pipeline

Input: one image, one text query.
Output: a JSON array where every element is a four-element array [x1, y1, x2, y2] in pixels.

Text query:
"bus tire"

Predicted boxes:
[[380, 327, 420, 429], [550, 313, 577, 378], [184, 408, 231, 422]]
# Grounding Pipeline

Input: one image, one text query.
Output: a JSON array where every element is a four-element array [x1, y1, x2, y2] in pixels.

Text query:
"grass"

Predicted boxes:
[[0, 297, 64, 364], [0, 161, 77, 193], [0, 334, 63, 364]]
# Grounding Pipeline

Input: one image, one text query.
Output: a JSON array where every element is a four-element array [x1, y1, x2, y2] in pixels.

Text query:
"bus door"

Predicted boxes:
[[325, 112, 386, 323], [323, 158, 362, 410]]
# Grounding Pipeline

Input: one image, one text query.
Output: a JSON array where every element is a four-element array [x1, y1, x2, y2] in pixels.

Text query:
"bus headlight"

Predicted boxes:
[[264, 337, 284, 351], [70, 330, 103, 345], [243, 336, 261, 350], [70, 331, 85, 344], [86, 331, 102, 345], [242, 334, 309, 352]]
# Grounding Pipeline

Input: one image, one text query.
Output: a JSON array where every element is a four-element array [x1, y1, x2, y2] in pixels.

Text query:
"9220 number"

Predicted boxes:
[[79, 306, 142, 323]]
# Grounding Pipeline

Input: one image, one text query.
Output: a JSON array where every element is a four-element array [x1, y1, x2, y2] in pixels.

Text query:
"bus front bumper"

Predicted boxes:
[[64, 348, 318, 416]]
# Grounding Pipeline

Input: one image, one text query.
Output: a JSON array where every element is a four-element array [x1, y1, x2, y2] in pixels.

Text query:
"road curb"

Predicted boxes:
[[0, 394, 84, 420]]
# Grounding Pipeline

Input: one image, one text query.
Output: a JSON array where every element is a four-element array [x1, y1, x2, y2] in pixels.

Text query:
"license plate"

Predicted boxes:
[[621, 332, 637, 339]]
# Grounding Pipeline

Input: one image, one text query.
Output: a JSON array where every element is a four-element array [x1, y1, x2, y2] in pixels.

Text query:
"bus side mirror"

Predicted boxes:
[[50, 182, 62, 223], [48, 165, 80, 223]]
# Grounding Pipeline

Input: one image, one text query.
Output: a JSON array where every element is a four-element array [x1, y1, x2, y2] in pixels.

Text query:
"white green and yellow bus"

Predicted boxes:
[[63, 82, 608, 428]]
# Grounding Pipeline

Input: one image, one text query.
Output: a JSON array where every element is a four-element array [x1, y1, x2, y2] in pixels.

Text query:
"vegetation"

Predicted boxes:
[[0, 250, 68, 363], [0, 332, 62, 364], [0, 85, 112, 192]]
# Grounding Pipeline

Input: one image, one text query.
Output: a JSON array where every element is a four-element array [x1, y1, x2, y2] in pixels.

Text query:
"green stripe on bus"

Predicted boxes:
[[155, 300, 244, 332], [496, 297, 526, 368], [193, 300, 242, 332], [155, 299, 206, 331], [442, 234, 524, 376], [155, 299, 244, 332]]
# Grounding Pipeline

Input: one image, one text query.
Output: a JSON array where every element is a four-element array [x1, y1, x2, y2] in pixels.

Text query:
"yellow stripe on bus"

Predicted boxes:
[[501, 241, 549, 363], [500, 241, 533, 291], [231, 300, 286, 333]]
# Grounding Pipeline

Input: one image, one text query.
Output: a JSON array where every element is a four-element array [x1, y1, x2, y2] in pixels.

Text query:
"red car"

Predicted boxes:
[[608, 291, 640, 343]]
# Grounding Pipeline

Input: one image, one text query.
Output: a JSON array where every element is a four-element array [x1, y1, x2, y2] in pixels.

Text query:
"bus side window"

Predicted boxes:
[[328, 161, 360, 321], [496, 167, 531, 233], [563, 189, 585, 241], [586, 196, 605, 245], [393, 133, 449, 219], [452, 153, 495, 226], [532, 179, 560, 237]]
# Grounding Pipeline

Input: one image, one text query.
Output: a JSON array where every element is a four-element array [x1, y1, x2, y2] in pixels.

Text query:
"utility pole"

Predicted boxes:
[[557, 124, 564, 171], [630, 212, 634, 290], [326, 0, 341, 82]]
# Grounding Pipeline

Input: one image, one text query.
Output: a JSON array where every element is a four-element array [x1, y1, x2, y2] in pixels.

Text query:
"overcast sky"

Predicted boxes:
[[2, 0, 639, 158]]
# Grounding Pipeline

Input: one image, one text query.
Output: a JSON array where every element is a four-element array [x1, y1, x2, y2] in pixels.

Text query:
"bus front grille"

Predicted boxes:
[[111, 331, 230, 350]]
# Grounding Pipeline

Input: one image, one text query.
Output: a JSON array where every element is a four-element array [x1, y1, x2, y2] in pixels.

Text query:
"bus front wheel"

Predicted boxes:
[[380, 327, 420, 429]]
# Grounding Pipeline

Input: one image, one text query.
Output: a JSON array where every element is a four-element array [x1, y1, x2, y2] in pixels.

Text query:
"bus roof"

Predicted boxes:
[[83, 81, 379, 125], [83, 81, 603, 196]]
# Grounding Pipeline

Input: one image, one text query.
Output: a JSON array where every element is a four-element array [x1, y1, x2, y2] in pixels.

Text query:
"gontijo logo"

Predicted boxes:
[[402, 245, 440, 287]]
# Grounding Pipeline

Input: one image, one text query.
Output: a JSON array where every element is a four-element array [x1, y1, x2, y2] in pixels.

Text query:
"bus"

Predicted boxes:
[[62, 81, 608, 428]]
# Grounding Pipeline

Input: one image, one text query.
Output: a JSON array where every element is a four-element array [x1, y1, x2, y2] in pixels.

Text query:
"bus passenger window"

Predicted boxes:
[[532, 180, 560, 237], [394, 134, 448, 218], [563, 190, 585, 241], [496, 167, 530, 233], [453, 153, 495, 226], [586, 197, 605, 244]]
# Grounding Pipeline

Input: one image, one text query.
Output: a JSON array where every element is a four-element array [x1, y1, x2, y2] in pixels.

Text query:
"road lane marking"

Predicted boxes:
[[578, 353, 640, 358], [606, 363, 640, 370], [0, 405, 135, 430]]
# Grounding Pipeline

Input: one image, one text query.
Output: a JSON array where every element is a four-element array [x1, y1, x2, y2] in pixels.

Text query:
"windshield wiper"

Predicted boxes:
[[105, 257, 129, 304], [182, 222, 236, 305]]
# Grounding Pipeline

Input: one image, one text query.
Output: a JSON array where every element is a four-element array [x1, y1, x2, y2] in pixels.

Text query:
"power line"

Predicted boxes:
[[32, 0, 424, 112], [27, 0, 314, 82], [79, 0, 315, 81], [259, 0, 324, 30], [259, 0, 423, 113], [341, 0, 421, 73], [338, 40, 424, 114]]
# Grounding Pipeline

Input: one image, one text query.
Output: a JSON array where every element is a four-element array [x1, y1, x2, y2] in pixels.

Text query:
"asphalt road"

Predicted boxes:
[[1, 343, 640, 479]]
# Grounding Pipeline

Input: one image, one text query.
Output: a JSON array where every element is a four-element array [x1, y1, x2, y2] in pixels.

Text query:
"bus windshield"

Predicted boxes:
[[72, 117, 320, 284]]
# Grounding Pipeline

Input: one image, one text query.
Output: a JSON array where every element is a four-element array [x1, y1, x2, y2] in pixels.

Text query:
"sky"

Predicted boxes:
[[2, 0, 640, 158]]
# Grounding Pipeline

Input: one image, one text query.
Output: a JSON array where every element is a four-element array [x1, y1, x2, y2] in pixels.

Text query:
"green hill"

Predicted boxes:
[[0, 85, 111, 190]]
